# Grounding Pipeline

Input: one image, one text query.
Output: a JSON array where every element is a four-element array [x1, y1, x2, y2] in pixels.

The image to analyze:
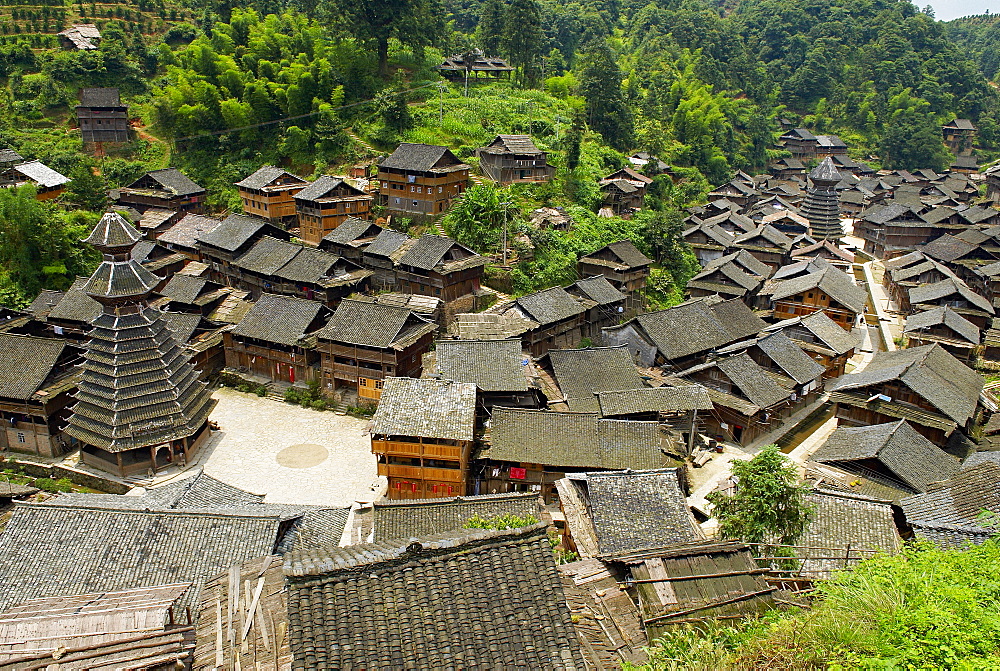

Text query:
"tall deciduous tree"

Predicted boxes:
[[577, 38, 633, 151], [334, 0, 444, 77], [502, 0, 542, 86], [477, 0, 504, 57], [879, 88, 951, 172], [706, 445, 814, 548]]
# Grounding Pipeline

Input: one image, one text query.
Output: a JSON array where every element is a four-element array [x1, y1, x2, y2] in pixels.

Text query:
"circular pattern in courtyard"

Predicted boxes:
[[276, 443, 329, 469]]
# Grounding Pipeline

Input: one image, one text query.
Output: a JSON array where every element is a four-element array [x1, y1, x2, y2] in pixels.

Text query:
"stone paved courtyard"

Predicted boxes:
[[195, 388, 379, 506]]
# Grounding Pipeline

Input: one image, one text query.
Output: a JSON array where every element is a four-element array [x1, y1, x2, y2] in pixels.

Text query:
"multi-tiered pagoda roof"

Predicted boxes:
[[801, 157, 844, 241], [65, 212, 216, 457]]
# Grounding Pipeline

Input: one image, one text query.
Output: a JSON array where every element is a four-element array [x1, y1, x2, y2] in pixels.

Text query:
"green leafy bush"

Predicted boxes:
[[464, 513, 539, 530], [32, 477, 72, 493]]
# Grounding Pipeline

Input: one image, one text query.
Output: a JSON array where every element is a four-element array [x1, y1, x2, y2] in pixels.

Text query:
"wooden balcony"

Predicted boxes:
[[377, 463, 464, 483], [372, 440, 462, 460]]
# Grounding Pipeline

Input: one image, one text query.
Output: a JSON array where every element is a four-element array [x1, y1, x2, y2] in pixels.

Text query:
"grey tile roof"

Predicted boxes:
[[909, 277, 994, 314], [371, 377, 477, 441], [485, 408, 664, 470], [567, 275, 625, 305], [768, 267, 868, 313], [235, 236, 300, 276], [755, 332, 825, 384], [314, 298, 434, 349], [46, 472, 348, 554], [547, 347, 644, 412], [516, 287, 586, 325], [920, 234, 979, 263], [156, 213, 222, 249], [282, 524, 584, 670], [294, 174, 364, 201], [827, 344, 984, 426], [84, 211, 142, 248], [634, 298, 767, 361], [0, 148, 24, 164], [0, 502, 284, 614], [715, 353, 791, 408], [378, 143, 465, 171], [372, 492, 540, 541], [900, 462, 1000, 546], [78, 87, 121, 107], [232, 293, 325, 346], [12, 160, 70, 188], [320, 217, 382, 245], [582, 240, 652, 269], [904, 306, 981, 345], [161, 311, 202, 344], [235, 165, 305, 190], [141, 168, 204, 196], [27, 289, 64, 316], [798, 492, 901, 578], [812, 420, 960, 493], [961, 451, 1000, 469], [397, 234, 459, 270], [46, 277, 101, 323], [0, 333, 66, 401], [275, 245, 350, 284], [766, 311, 860, 355], [480, 134, 545, 155], [596, 385, 713, 417], [434, 339, 529, 392], [159, 274, 207, 304], [734, 224, 793, 251], [363, 228, 410, 258], [587, 469, 704, 554], [195, 214, 271, 252]]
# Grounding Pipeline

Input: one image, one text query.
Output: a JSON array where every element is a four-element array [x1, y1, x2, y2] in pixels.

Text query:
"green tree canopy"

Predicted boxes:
[[706, 445, 814, 547]]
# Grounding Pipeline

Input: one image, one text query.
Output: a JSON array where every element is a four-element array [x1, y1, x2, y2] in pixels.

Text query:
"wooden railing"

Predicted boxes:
[[372, 440, 462, 460]]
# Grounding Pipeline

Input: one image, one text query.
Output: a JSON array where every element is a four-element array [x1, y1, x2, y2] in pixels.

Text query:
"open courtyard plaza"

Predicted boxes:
[[185, 388, 379, 506]]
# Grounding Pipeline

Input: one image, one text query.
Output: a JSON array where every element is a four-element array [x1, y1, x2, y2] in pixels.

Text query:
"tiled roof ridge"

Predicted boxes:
[[284, 522, 549, 580], [372, 491, 539, 508], [14, 499, 293, 520]]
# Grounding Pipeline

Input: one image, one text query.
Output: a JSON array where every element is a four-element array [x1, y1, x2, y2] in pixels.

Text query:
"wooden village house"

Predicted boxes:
[[294, 175, 372, 245], [761, 310, 860, 379], [224, 293, 330, 386], [0, 333, 82, 458], [578, 240, 652, 313], [76, 87, 129, 143], [235, 166, 308, 225], [763, 265, 868, 331], [314, 298, 437, 401], [115, 168, 206, 214], [378, 143, 470, 218], [430, 338, 545, 411], [603, 297, 766, 370], [827, 343, 984, 448], [371, 377, 477, 499], [476, 407, 665, 501], [0, 160, 70, 201], [475, 135, 555, 184], [943, 119, 976, 156]]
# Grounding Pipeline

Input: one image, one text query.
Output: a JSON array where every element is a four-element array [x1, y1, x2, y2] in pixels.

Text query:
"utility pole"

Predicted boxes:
[[500, 201, 511, 267], [438, 82, 444, 128]]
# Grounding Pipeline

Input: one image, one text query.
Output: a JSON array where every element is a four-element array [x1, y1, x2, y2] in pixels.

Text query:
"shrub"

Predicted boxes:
[[284, 388, 301, 404], [309, 399, 327, 411], [32, 477, 72, 493], [464, 513, 539, 530]]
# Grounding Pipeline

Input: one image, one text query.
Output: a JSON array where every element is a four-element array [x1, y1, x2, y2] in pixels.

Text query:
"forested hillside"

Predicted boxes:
[[0, 0, 998, 303]]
